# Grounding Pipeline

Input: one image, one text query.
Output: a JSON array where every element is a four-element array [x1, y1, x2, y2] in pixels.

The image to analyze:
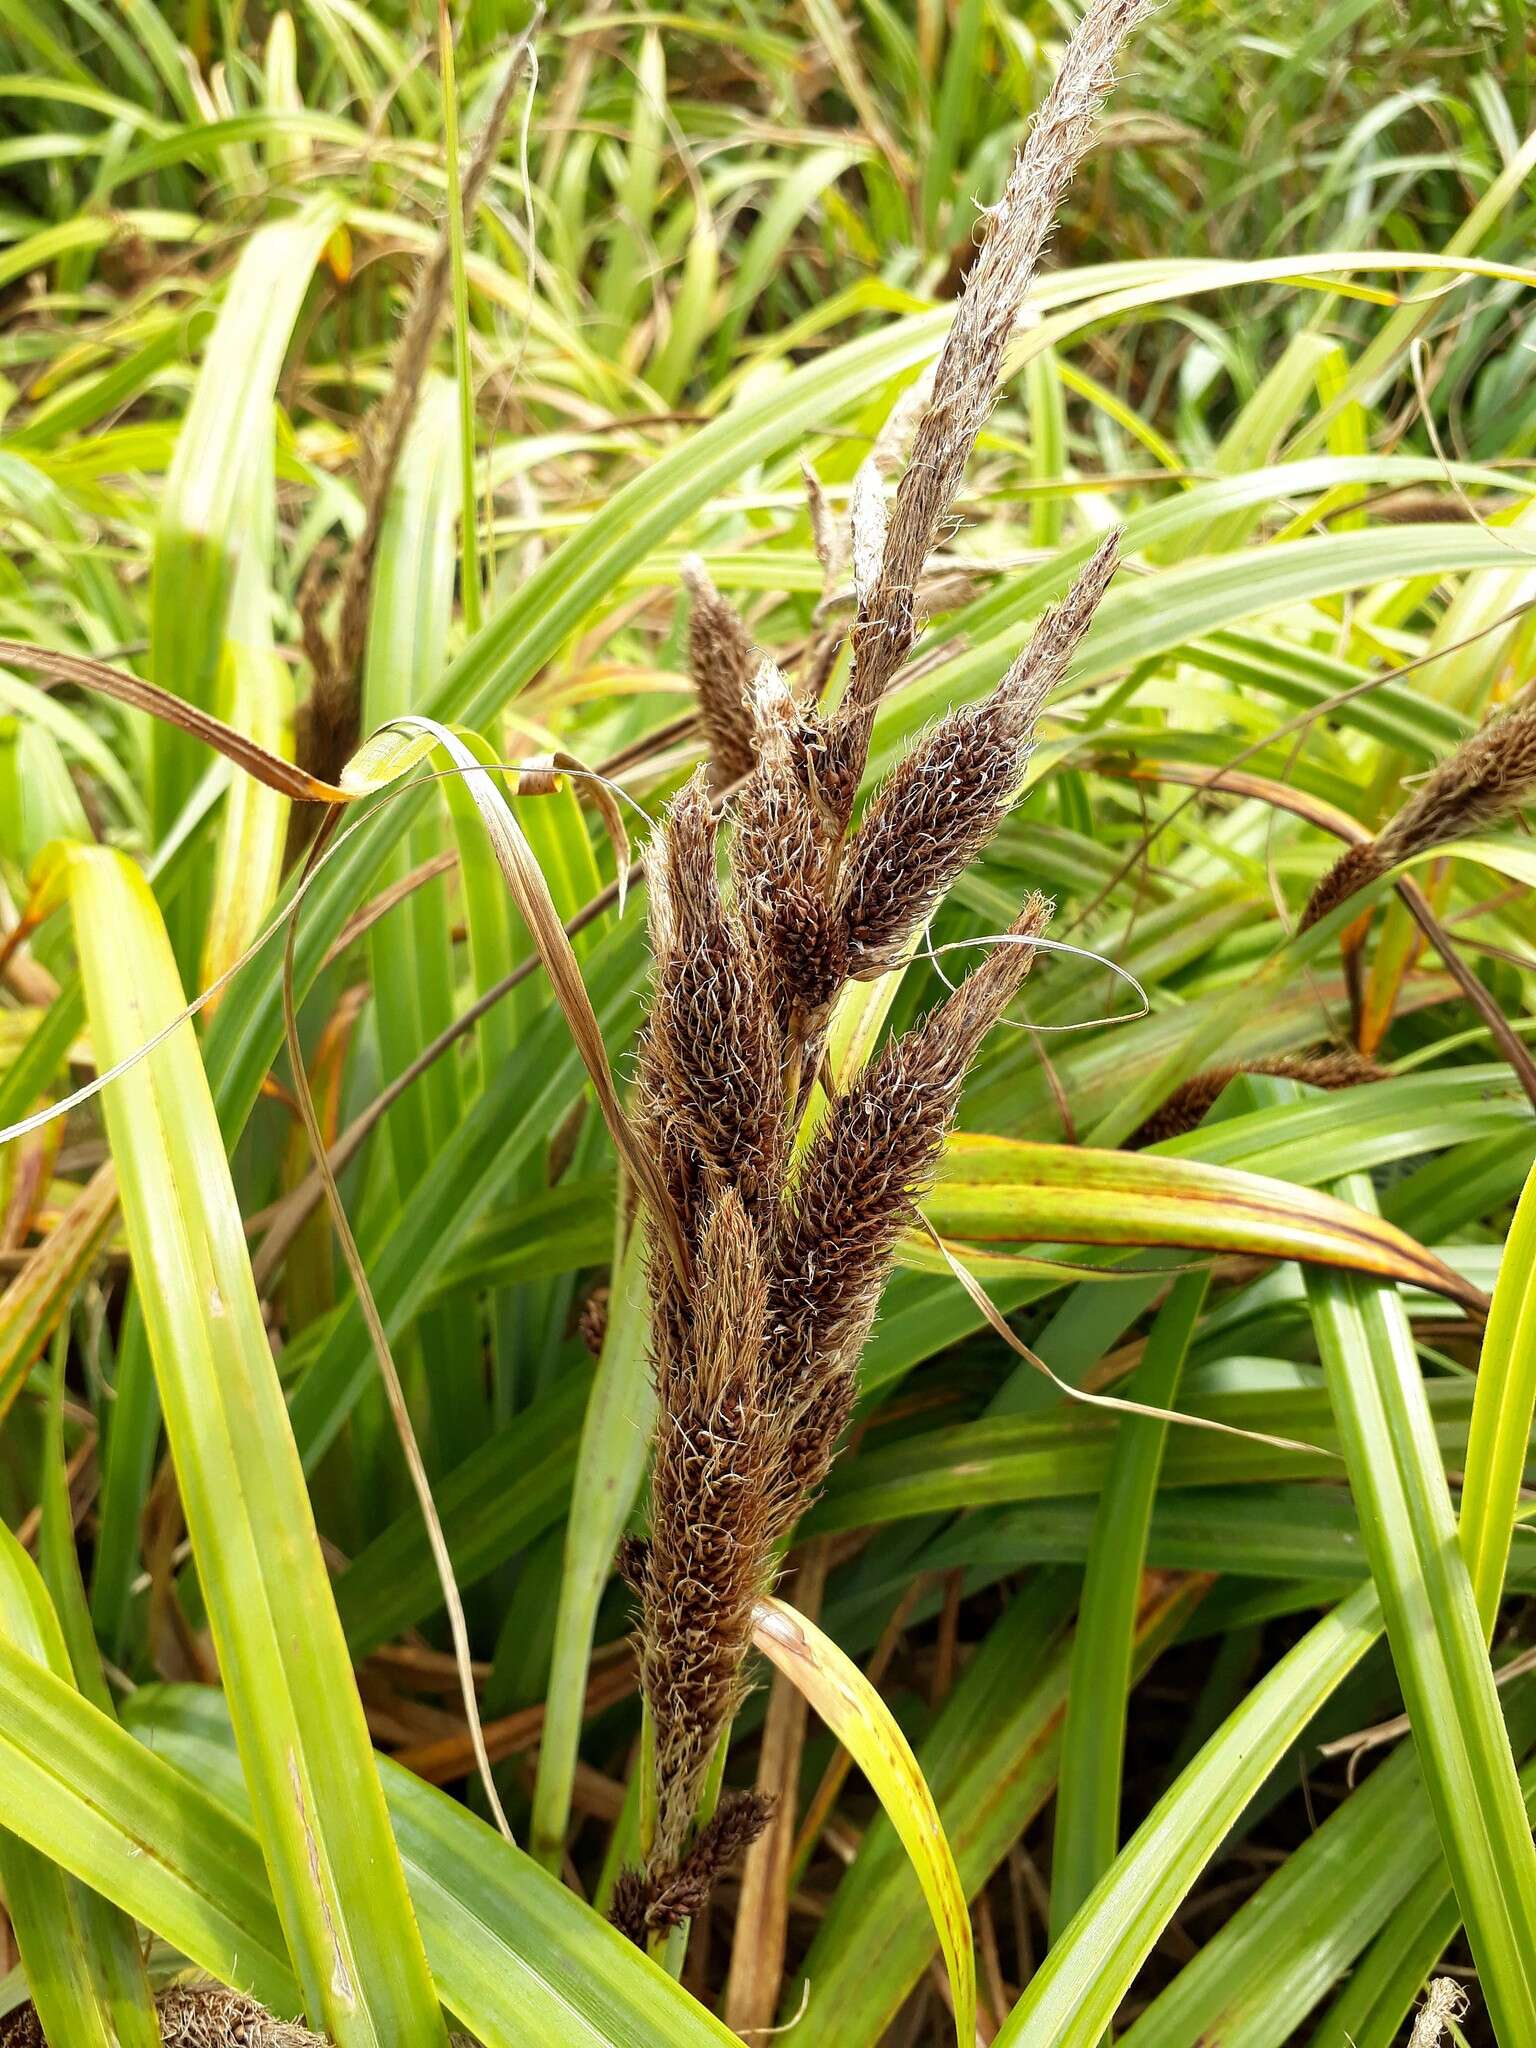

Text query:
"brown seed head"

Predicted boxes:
[[637, 773, 785, 1229], [844, 0, 1150, 724], [839, 534, 1118, 976], [1376, 704, 1536, 865], [1128, 1049, 1390, 1147], [734, 665, 849, 1022], [682, 554, 759, 786], [1302, 705, 1536, 930], [609, 1789, 776, 1943], [764, 896, 1050, 1529], [639, 1192, 793, 1864]]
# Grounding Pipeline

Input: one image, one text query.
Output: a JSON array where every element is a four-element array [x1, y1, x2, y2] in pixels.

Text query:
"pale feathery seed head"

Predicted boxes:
[[845, 0, 1150, 724]]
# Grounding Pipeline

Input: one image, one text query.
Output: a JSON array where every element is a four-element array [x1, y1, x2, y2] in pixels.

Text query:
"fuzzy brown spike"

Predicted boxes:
[[764, 897, 1050, 1526], [1128, 1050, 1389, 1147], [609, 1790, 775, 1944], [636, 773, 784, 1228], [638, 1192, 793, 1866], [1297, 839, 1385, 932], [1302, 705, 1536, 930], [1376, 704, 1536, 864], [681, 554, 759, 787], [624, 0, 1149, 1935], [839, 536, 1118, 976], [839, 0, 1150, 748], [927, 891, 1054, 1076], [734, 665, 848, 1025]]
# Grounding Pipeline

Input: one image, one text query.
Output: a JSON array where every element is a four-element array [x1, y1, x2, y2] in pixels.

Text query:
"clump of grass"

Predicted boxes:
[[0, 1987, 328, 2047], [615, 0, 1144, 1936]]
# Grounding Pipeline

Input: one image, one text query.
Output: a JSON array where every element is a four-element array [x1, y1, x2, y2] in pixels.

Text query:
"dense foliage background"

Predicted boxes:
[[1, 1, 1536, 2042]]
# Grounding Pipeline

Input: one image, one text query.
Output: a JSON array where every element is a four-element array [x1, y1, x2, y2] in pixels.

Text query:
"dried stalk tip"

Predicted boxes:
[[1128, 1049, 1388, 1147], [839, 532, 1118, 977], [297, 26, 537, 783], [843, 0, 1150, 729], [1302, 703, 1536, 929], [681, 554, 759, 787], [1409, 1978, 1470, 2048]]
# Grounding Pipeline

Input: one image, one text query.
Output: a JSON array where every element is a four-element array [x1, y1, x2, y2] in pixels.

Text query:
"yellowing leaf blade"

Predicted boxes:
[[751, 1595, 975, 2048]]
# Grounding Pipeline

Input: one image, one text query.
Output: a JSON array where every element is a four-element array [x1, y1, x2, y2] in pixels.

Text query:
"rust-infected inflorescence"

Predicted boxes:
[[620, 0, 1147, 1943]]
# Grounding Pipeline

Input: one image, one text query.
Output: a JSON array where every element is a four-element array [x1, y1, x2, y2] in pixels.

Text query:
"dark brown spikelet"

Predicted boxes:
[[681, 554, 759, 787], [617, 1531, 650, 1593], [636, 774, 785, 1228], [839, 534, 1119, 977], [1301, 705, 1536, 930], [609, 1867, 652, 1948], [1298, 839, 1384, 932], [609, 1790, 775, 1944], [734, 666, 848, 1024], [1128, 1050, 1390, 1148], [638, 1192, 793, 1866], [765, 896, 1051, 1522], [1376, 703, 1536, 866], [841, 0, 1150, 736]]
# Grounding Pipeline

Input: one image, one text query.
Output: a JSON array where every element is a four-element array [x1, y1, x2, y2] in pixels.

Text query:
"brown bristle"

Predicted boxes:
[[576, 1284, 610, 1357], [839, 539, 1117, 977], [1299, 840, 1387, 931], [616, 1532, 650, 1593], [639, 1193, 792, 1865], [681, 554, 759, 786]]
